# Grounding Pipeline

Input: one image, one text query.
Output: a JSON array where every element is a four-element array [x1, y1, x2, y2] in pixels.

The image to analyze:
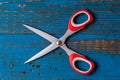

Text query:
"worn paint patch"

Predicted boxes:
[[83, 0, 113, 2], [49, 4, 60, 8], [67, 40, 120, 54], [34, 10, 54, 14], [9, 63, 14, 68]]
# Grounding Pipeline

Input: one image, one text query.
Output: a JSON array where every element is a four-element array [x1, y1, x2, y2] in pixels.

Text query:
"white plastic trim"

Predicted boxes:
[[72, 57, 92, 73], [71, 11, 90, 27]]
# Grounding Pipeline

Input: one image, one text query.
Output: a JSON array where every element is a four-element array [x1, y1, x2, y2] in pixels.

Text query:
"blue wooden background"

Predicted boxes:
[[0, 0, 120, 80]]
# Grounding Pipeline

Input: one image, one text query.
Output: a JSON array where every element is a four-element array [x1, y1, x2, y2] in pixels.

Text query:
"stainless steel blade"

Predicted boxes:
[[23, 24, 58, 43], [24, 42, 59, 64]]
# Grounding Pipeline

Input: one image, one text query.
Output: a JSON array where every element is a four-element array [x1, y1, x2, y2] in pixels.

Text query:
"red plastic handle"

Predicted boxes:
[[69, 53, 95, 75], [68, 9, 93, 31]]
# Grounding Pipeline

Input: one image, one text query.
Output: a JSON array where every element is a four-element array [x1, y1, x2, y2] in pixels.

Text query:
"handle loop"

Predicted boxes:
[[69, 53, 95, 75], [68, 9, 93, 31]]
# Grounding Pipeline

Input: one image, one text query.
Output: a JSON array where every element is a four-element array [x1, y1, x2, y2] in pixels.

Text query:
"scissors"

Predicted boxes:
[[23, 9, 95, 75]]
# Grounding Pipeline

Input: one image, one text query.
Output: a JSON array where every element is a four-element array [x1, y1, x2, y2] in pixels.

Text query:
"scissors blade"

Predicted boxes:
[[24, 42, 59, 64], [23, 24, 58, 43]]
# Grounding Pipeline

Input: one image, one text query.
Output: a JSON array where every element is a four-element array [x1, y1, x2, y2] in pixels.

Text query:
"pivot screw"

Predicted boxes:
[[56, 40, 62, 45]]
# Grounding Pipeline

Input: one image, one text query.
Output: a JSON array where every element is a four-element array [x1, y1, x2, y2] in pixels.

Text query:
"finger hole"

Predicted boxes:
[[72, 12, 89, 27], [75, 60, 90, 72], [73, 13, 88, 24], [73, 58, 92, 72]]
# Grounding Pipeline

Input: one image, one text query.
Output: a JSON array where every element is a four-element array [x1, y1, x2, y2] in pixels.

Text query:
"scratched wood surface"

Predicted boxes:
[[0, 0, 120, 80]]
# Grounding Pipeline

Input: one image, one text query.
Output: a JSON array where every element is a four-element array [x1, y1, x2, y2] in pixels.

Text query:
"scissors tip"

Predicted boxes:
[[23, 24, 28, 27], [24, 56, 36, 64], [24, 59, 31, 64], [23, 24, 33, 30], [24, 61, 29, 64]]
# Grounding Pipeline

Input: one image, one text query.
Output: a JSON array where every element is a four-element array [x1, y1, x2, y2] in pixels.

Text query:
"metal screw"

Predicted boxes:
[[56, 40, 62, 45]]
